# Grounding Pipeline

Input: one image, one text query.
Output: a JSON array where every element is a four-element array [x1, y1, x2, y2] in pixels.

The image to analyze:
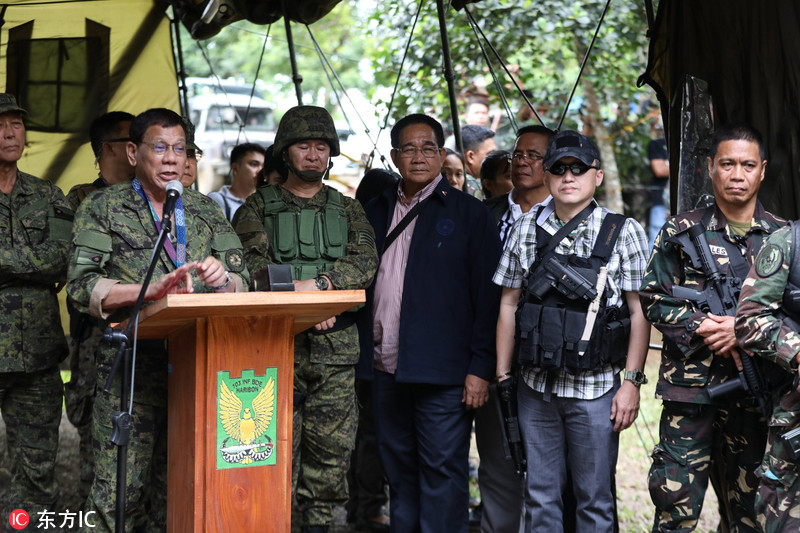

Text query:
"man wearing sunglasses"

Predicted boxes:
[[63, 110, 135, 503], [640, 123, 786, 531], [494, 130, 650, 531]]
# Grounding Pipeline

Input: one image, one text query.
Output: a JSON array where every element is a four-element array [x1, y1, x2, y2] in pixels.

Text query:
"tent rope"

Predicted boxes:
[[463, 9, 517, 133], [305, 25, 393, 170], [556, 0, 611, 131], [464, 7, 547, 128]]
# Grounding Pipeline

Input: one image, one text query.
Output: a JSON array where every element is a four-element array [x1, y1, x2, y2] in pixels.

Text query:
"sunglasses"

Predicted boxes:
[[548, 162, 598, 176]]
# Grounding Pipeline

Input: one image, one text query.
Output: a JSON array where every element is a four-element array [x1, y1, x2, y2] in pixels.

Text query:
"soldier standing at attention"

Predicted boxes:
[[68, 108, 249, 532], [640, 123, 785, 531], [735, 220, 800, 532], [232, 105, 378, 533], [64, 110, 135, 502], [0, 93, 73, 531]]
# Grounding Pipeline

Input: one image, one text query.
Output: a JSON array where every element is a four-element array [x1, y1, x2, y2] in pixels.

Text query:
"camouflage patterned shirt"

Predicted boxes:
[[640, 202, 785, 403], [736, 225, 800, 424], [65, 174, 109, 211], [0, 171, 73, 373], [233, 183, 378, 290], [67, 181, 250, 326]]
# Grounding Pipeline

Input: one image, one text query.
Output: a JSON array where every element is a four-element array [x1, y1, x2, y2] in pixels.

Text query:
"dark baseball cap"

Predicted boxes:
[[0, 94, 26, 116], [543, 130, 599, 171]]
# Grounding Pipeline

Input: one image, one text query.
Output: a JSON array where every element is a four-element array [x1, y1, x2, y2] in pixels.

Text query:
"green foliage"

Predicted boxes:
[[178, 0, 376, 118]]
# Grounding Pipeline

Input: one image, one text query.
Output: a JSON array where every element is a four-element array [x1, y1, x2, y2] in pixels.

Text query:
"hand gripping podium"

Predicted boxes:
[[132, 290, 366, 532]]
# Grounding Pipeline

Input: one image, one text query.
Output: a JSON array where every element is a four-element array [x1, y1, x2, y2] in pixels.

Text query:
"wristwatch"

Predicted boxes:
[[315, 275, 330, 291], [624, 369, 648, 387], [214, 271, 233, 292]]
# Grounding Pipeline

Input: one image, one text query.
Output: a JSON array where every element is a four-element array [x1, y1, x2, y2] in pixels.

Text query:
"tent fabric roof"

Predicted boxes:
[[641, 0, 800, 219]]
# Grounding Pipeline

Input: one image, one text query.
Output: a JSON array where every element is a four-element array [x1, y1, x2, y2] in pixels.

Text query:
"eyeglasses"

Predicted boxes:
[[395, 145, 441, 158], [508, 152, 543, 164], [104, 137, 131, 144], [187, 148, 203, 161], [140, 141, 186, 156], [547, 162, 598, 176]]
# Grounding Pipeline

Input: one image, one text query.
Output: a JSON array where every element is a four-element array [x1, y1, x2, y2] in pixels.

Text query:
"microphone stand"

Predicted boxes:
[[103, 202, 177, 533]]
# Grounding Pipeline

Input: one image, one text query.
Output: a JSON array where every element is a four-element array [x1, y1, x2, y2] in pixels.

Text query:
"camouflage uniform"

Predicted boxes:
[[233, 183, 378, 527], [640, 202, 784, 532], [735, 224, 800, 532], [64, 174, 111, 501], [67, 182, 249, 533], [0, 171, 72, 532]]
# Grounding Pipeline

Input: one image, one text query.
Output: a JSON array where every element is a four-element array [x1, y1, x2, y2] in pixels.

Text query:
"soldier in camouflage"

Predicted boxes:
[[67, 108, 249, 533], [640, 123, 785, 532], [64, 110, 135, 502], [232, 105, 377, 533], [735, 225, 800, 532], [0, 93, 73, 533]]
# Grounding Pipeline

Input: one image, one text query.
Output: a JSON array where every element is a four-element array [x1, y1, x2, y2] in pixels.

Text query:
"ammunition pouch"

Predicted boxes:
[[515, 298, 629, 373], [259, 185, 347, 280]]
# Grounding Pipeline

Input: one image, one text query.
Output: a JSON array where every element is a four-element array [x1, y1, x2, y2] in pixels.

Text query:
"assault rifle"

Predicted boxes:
[[491, 377, 526, 478], [669, 224, 772, 418]]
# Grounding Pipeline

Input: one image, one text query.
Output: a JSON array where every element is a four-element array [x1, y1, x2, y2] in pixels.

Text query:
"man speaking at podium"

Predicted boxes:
[[67, 108, 249, 533]]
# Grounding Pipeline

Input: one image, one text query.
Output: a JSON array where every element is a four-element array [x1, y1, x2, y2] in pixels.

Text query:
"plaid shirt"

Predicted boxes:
[[493, 199, 649, 399]]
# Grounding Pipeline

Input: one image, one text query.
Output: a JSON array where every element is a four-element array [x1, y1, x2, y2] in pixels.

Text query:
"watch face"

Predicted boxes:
[[315, 277, 329, 290]]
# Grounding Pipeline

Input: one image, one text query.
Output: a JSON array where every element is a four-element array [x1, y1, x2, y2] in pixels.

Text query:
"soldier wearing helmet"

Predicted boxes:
[[232, 105, 378, 533]]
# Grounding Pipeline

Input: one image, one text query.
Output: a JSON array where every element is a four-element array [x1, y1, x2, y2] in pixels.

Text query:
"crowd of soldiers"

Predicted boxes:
[[2, 88, 800, 533]]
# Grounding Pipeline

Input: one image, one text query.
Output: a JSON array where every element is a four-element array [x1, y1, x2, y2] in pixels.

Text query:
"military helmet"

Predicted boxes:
[[272, 105, 340, 157]]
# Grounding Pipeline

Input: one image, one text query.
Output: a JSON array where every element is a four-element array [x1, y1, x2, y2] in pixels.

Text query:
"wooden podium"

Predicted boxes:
[[133, 290, 365, 532]]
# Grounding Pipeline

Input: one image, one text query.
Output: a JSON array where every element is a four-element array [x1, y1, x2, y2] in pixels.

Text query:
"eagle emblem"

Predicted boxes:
[[218, 374, 276, 466]]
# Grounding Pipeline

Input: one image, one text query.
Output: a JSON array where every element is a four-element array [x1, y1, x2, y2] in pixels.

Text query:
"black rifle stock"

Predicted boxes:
[[491, 378, 526, 478], [670, 224, 772, 418]]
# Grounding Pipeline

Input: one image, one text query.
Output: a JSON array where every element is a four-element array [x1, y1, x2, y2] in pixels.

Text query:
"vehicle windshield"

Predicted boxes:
[[205, 105, 275, 132]]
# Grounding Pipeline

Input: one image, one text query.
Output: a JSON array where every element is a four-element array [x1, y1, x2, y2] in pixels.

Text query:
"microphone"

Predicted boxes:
[[161, 180, 184, 229]]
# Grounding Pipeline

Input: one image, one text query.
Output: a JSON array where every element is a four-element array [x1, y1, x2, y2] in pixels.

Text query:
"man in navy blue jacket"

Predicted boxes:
[[363, 113, 502, 533]]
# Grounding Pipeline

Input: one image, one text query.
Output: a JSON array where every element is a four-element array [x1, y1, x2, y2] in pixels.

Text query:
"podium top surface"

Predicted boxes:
[[130, 290, 366, 339]]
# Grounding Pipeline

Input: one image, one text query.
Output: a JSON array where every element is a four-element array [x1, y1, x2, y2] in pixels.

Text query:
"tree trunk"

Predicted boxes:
[[583, 80, 624, 214]]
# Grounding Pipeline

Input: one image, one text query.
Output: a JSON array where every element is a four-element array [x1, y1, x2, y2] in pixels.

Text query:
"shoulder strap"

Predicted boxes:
[[326, 186, 345, 208], [536, 203, 595, 259], [382, 195, 433, 254], [590, 213, 627, 263]]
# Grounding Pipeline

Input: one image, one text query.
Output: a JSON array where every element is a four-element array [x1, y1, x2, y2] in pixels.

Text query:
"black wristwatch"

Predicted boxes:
[[315, 275, 330, 291], [623, 369, 648, 387]]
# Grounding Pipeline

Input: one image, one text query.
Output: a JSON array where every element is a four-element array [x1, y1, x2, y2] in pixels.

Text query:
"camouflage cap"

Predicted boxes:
[[0, 93, 27, 116], [272, 105, 340, 157], [182, 116, 199, 150]]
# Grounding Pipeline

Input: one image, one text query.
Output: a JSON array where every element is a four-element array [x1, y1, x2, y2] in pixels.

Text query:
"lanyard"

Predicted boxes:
[[132, 178, 186, 267]]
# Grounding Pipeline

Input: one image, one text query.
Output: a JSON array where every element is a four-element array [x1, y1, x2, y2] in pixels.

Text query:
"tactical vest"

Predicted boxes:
[[515, 212, 630, 373], [259, 185, 348, 280]]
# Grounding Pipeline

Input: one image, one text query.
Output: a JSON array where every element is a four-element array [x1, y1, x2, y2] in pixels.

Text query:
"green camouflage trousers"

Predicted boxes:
[[649, 400, 765, 533], [65, 323, 102, 501], [755, 426, 800, 532], [81, 386, 168, 533], [0, 367, 62, 533], [291, 329, 358, 527]]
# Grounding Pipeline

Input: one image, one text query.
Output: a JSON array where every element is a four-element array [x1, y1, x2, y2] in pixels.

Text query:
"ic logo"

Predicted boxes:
[[9, 509, 29, 530]]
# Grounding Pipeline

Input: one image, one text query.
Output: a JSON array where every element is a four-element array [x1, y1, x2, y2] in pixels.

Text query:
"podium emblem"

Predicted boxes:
[[216, 368, 278, 468]]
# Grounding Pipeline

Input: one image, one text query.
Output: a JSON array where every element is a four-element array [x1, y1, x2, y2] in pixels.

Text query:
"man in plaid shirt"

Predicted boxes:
[[493, 130, 650, 531]]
